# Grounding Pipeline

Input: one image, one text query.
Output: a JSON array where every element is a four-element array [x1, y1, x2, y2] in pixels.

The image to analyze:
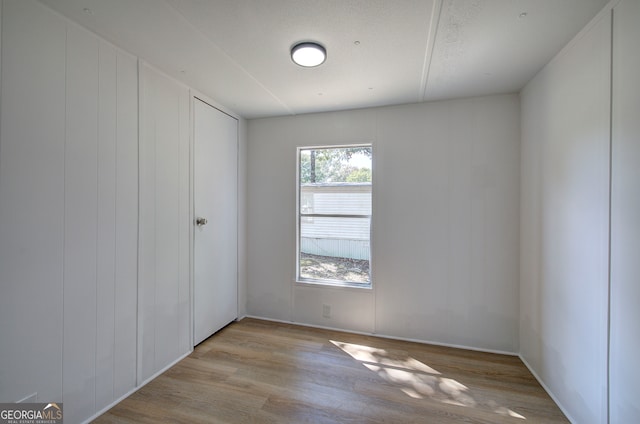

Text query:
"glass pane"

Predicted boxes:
[[300, 216, 370, 284], [300, 184, 371, 216], [299, 253, 370, 284], [299, 147, 371, 184]]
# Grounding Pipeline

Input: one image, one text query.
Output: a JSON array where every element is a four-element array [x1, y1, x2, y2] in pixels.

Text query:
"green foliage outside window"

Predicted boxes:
[[300, 146, 372, 184]]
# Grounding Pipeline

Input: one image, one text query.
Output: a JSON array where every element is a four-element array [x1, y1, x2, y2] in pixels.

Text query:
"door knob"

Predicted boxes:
[[195, 217, 208, 226]]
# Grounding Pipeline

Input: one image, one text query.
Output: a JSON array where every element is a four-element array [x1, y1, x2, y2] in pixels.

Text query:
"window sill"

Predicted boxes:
[[296, 278, 372, 290]]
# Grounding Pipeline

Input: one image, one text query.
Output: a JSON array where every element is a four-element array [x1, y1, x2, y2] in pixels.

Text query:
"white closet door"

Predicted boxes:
[[194, 98, 238, 345]]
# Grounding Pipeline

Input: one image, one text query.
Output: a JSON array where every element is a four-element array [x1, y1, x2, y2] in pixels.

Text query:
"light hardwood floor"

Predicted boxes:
[[95, 318, 568, 423]]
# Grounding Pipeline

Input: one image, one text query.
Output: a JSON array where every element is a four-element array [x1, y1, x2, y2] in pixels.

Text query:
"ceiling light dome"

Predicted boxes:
[[291, 42, 326, 67]]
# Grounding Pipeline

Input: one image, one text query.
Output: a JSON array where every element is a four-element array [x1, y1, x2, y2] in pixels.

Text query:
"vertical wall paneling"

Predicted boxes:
[[610, 0, 640, 421], [178, 90, 191, 355], [519, 11, 611, 424], [93, 42, 139, 411], [95, 40, 117, 412], [0, 0, 66, 403], [113, 49, 139, 400], [63, 23, 100, 423], [0, 2, 139, 420], [237, 118, 249, 318], [138, 62, 191, 383], [137, 62, 154, 383]]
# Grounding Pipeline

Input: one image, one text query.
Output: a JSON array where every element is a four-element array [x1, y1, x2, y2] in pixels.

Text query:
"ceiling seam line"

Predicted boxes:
[[419, 0, 445, 102], [162, 0, 296, 116]]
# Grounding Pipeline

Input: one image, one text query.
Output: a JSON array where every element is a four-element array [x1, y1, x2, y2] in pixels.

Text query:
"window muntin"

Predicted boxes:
[[297, 145, 372, 287]]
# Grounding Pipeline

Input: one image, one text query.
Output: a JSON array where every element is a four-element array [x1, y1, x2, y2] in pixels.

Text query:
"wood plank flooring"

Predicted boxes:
[[94, 318, 568, 423]]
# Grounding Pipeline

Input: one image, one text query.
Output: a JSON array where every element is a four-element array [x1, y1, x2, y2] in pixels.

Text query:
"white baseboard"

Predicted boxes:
[[16, 393, 38, 403], [82, 349, 192, 424], [518, 355, 576, 424], [243, 314, 518, 356]]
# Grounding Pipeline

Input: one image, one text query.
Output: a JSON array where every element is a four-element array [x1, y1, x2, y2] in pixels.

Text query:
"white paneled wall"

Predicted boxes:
[[247, 95, 520, 352], [0, 1, 138, 422], [520, 9, 611, 424], [138, 62, 191, 383], [63, 22, 100, 422], [374, 98, 520, 352], [113, 47, 140, 408], [96, 43, 139, 410], [610, 0, 640, 421], [237, 119, 249, 319], [0, 1, 245, 422], [61, 25, 140, 424], [0, 0, 66, 404]]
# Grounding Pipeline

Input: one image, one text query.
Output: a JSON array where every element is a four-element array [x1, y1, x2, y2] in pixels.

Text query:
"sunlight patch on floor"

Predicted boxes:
[[331, 340, 440, 374], [330, 340, 526, 420]]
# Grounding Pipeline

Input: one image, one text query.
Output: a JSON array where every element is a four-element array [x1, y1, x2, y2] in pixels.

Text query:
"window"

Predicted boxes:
[[297, 145, 372, 288]]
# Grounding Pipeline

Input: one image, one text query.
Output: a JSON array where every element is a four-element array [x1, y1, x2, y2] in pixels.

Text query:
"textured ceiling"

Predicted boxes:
[[40, 0, 609, 118]]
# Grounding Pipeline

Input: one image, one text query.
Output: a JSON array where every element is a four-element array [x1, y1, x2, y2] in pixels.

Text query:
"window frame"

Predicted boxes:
[[295, 144, 373, 289]]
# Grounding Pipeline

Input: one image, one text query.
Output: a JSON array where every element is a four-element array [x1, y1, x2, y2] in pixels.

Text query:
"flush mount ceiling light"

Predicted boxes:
[[291, 42, 326, 67]]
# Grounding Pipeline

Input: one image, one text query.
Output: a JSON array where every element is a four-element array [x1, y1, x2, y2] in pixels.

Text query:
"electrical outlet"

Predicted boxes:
[[322, 304, 331, 318]]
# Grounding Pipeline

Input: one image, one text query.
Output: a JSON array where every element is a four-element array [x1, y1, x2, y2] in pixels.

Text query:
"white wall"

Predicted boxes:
[[248, 95, 520, 353], [0, 1, 138, 423], [610, 0, 640, 421], [5, 0, 634, 422], [238, 118, 249, 318], [519, 9, 611, 424], [0, 1, 247, 422], [0, 0, 66, 405], [138, 62, 191, 382]]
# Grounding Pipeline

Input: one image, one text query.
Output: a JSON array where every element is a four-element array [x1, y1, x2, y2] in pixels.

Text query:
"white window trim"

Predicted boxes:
[[295, 144, 373, 289]]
